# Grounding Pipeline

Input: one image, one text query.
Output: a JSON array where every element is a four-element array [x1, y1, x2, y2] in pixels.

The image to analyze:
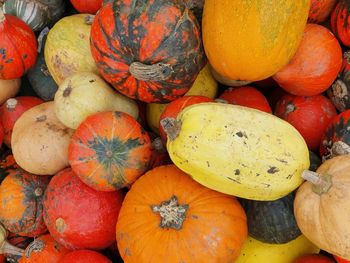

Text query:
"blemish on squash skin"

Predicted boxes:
[[226, 177, 241, 184], [234, 169, 240, 175], [267, 166, 279, 174], [55, 218, 66, 233], [36, 115, 47, 122]]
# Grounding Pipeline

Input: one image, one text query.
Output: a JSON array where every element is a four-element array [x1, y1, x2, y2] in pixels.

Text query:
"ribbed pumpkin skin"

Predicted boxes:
[[308, 0, 337, 23], [331, 1, 350, 47], [90, 1, 205, 103], [59, 250, 112, 263], [116, 165, 247, 262], [0, 169, 50, 237], [0, 14, 37, 79], [69, 111, 152, 191], [202, 0, 309, 82]]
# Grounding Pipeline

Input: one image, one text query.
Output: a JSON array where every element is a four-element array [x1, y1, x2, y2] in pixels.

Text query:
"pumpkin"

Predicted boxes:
[[0, 224, 25, 258], [162, 103, 309, 200], [275, 94, 337, 151], [0, 169, 49, 237], [54, 72, 139, 129], [0, 123, 3, 148], [159, 95, 214, 143], [90, 0, 205, 103], [146, 63, 218, 134], [59, 250, 111, 263], [70, 0, 103, 14], [0, 79, 20, 104], [331, 1, 350, 47], [44, 14, 99, 85], [0, 96, 43, 148], [19, 234, 70, 263], [273, 24, 342, 96], [0, 150, 18, 183], [308, 0, 338, 23], [294, 155, 350, 260], [240, 192, 301, 244], [327, 50, 350, 112], [235, 235, 319, 263], [3, 0, 65, 31], [11, 102, 74, 175], [68, 111, 152, 191], [202, 1, 309, 83], [294, 254, 335, 263], [43, 168, 124, 250], [116, 165, 247, 262], [217, 86, 272, 113], [149, 136, 171, 170], [6, 231, 33, 263], [319, 110, 350, 161], [335, 255, 350, 263], [0, 10, 37, 80]]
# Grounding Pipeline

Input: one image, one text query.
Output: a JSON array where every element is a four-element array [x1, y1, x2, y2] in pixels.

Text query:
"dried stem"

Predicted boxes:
[[302, 170, 333, 195], [160, 118, 181, 141], [129, 62, 173, 81]]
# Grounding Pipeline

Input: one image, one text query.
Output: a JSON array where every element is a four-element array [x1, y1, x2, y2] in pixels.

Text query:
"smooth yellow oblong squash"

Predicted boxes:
[[164, 103, 309, 201], [202, 0, 310, 82]]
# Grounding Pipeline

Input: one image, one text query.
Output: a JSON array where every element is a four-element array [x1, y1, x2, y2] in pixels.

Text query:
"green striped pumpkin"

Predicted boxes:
[[3, 0, 65, 31]]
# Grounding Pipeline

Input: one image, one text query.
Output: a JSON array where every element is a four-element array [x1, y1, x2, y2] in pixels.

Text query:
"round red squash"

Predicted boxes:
[[331, 0, 350, 47], [320, 110, 350, 161], [217, 86, 272, 113], [0, 123, 3, 148], [0, 169, 50, 237], [273, 24, 342, 96], [308, 0, 338, 23], [275, 94, 337, 151], [159, 96, 214, 143], [0, 96, 43, 148], [116, 165, 248, 262], [43, 168, 124, 250], [19, 234, 70, 263], [0, 10, 37, 79], [70, 0, 103, 14], [335, 255, 350, 263], [59, 250, 112, 263], [294, 254, 335, 263], [68, 111, 152, 192], [90, 1, 205, 103]]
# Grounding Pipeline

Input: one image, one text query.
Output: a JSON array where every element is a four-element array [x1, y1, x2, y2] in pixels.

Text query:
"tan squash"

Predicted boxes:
[[294, 155, 350, 260], [0, 79, 21, 105], [54, 72, 139, 129], [12, 102, 74, 175]]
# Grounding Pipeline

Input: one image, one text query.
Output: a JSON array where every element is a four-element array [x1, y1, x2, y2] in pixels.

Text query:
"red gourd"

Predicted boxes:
[[217, 86, 272, 113], [70, 0, 103, 14], [159, 96, 214, 143], [275, 94, 337, 151], [273, 24, 342, 96], [90, 1, 205, 103], [294, 254, 335, 262], [59, 250, 112, 263], [0, 9, 37, 79], [149, 136, 171, 169], [331, 0, 350, 47], [43, 168, 124, 250], [308, 0, 338, 23], [0, 96, 43, 148], [335, 255, 350, 263], [0, 123, 3, 148]]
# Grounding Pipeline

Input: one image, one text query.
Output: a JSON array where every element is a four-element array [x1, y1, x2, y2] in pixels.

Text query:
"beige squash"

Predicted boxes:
[[0, 79, 21, 105], [12, 102, 74, 175], [54, 72, 139, 129]]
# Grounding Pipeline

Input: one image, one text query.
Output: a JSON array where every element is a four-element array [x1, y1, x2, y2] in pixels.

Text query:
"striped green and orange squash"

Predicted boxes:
[[68, 111, 152, 191], [90, 0, 206, 103]]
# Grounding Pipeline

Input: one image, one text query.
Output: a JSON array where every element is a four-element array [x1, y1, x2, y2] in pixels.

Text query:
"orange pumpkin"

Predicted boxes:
[[19, 234, 70, 263], [273, 24, 342, 96], [0, 169, 50, 237], [308, 0, 338, 23], [294, 254, 335, 263], [116, 165, 248, 262]]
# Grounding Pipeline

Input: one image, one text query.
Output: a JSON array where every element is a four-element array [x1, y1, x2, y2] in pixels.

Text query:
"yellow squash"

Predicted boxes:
[[202, 0, 310, 82], [164, 103, 309, 200], [236, 235, 319, 263]]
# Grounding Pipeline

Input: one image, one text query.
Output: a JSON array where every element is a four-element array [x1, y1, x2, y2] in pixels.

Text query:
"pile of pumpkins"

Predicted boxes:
[[1, 0, 350, 262]]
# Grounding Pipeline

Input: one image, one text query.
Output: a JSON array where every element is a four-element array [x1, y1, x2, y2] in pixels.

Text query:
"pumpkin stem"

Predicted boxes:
[[24, 239, 44, 259], [284, 103, 296, 115], [214, 98, 228, 104], [84, 15, 95, 25], [302, 170, 333, 195], [129, 62, 174, 81], [151, 195, 189, 230], [160, 118, 181, 141], [151, 137, 166, 153], [6, 98, 17, 111], [0, 4, 5, 23]]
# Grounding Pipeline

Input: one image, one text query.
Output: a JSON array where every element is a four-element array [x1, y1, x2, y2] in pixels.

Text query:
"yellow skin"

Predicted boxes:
[[166, 103, 310, 201], [202, 0, 310, 82], [146, 64, 218, 134], [45, 14, 99, 85], [236, 235, 319, 263]]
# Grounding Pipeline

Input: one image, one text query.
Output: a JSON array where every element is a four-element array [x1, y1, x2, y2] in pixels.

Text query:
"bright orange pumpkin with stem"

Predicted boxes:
[[273, 24, 342, 96], [116, 165, 248, 262]]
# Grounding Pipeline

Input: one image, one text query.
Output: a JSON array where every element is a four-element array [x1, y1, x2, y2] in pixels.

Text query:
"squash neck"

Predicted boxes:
[[302, 170, 333, 195], [0, 225, 24, 256], [160, 118, 181, 141]]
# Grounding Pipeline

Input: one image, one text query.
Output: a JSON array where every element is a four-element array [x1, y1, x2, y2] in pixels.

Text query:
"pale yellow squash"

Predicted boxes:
[[163, 103, 309, 200], [45, 14, 99, 85], [0, 78, 21, 105], [236, 235, 319, 263], [202, 0, 310, 82], [54, 72, 139, 129]]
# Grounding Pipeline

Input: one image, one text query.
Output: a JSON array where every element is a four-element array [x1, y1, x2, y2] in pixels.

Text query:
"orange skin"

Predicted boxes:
[[116, 165, 248, 263], [19, 234, 70, 263], [331, 1, 350, 47], [308, 0, 338, 23], [69, 111, 152, 191], [273, 24, 342, 96], [334, 255, 350, 263], [59, 250, 112, 263], [0, 169, 49, 237], [70, 0, 103, 14], [294, 254, 335, 262]]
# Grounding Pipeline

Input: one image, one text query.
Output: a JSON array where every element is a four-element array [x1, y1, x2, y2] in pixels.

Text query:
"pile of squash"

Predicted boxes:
[[1, 0, 350, 262]]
